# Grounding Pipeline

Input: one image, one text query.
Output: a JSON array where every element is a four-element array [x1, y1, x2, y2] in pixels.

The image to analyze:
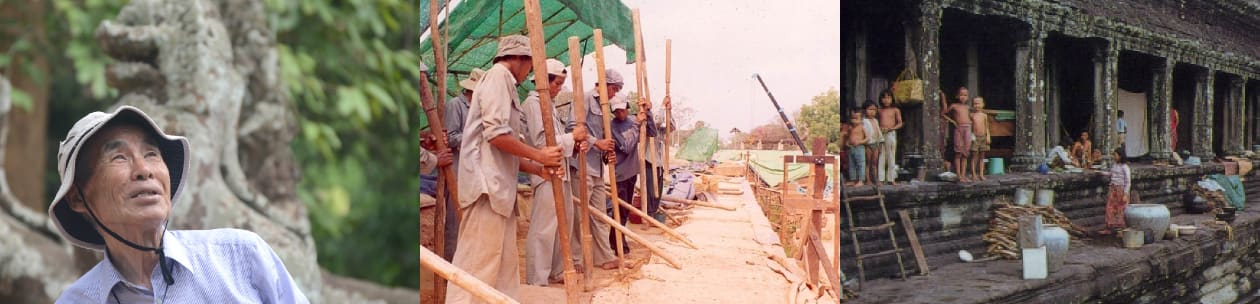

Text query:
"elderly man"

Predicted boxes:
[[49, 106, 307, 303], [446, 35, 564, 303], [570, 69, 625, 270], [522, 58, 590, 285]]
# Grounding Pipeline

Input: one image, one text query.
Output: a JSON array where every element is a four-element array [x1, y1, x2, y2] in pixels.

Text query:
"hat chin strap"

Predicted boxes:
[[76, 187, 175, 286]]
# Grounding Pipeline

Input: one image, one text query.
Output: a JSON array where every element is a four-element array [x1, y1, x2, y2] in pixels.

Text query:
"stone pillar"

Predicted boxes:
[[1225, 77, 1246, 156], [1011, 26, 1047, 171], [1192, 69, 1215, 159], [1091, 40, 1119, 167], [1147, 58, 1174, 160], [853, 22, 869, 107], [910, 0, 944, 173], [1046, 50, 1061, 148], [967, 40, 979, 96]]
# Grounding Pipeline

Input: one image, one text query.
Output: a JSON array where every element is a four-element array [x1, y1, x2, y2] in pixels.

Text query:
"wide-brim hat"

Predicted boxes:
[[48, 106, 190, 251], [459, 68, 487, 91]]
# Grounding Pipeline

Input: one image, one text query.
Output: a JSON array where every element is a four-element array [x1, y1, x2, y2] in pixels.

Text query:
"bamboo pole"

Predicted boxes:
[[664, 39, 672, 189], [586, 205, 683, 269], [419, 54, 460, 304], [427, 1, 452, 301], [567, 36, 596, 292], [522, 1, 580, 301], [593, 29, 626, 275], [586, 192, 698, 249], [631, 8, 651, 218], [660, 196, 737, 211], [421, 246, 519, 304]]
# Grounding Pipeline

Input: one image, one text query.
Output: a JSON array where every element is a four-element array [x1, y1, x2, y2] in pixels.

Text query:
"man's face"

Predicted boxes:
[[607, 83, 623, 97], [957, 88, 970, 104], [549, 74, 567, 98], [71, 123, 172, 229], [613, 108, 629, 120], [506, 57, 533, 83]]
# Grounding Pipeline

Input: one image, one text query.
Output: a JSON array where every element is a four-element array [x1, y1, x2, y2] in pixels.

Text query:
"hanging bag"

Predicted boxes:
[[893, 51, 924, 104]]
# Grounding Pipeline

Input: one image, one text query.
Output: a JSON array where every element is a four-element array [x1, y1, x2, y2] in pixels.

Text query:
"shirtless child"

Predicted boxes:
[[847, 109, 869, 186], [970, 97, 991, 181], [942, 87, 974, 182], [877, 90, 904, 185]]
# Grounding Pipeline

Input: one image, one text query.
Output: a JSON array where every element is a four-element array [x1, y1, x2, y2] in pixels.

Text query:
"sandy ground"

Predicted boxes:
[[425, 178, 796, 303]]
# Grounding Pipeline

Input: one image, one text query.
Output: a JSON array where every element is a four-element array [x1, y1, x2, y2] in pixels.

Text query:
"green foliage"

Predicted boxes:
[[40, 0, 423, 288], [794, 88, 844, 153]]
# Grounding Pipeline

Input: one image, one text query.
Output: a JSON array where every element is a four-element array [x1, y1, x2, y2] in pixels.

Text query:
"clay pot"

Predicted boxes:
[[1125, 204, 1171, 241], [1041, 224, 1070, 273], [1035, 189, 1055, 207]]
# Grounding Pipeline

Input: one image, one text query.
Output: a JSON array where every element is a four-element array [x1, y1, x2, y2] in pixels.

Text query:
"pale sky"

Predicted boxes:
[[427, 0, 841, 139], [606, 0, 841, 139]]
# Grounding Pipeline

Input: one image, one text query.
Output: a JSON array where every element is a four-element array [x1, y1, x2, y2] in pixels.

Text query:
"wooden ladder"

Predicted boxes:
[[842, 183, 908, 288]]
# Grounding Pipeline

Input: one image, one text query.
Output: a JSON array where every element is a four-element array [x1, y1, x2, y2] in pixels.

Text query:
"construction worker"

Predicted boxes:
[[570, 70, 625, 270], [446, 35, 564, 303], [441, 67, 485, 260], [523, 58, 590, 285]]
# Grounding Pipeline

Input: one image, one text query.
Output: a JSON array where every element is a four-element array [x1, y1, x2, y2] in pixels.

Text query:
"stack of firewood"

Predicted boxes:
[[983, 203, 1086, 259]]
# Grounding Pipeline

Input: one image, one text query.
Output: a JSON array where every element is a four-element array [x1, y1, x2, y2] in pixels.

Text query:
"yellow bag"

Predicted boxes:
[[893, 67, 923, 105]]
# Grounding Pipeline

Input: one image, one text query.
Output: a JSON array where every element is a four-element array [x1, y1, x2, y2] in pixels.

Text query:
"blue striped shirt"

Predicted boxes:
[[56, 229, 309, 304]]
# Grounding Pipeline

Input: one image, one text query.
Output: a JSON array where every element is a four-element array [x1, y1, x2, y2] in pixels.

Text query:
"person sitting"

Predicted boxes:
[[1070, 131, 1095, 168]]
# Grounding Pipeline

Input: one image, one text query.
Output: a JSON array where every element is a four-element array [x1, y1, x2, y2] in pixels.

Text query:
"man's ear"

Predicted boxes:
[[67, 185, 88, 213]]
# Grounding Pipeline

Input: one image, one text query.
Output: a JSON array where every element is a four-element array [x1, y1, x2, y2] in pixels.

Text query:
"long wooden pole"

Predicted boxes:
[[593, 30, 626, 275], [522, 1, 581, 301], [567, 36, 596, 292], [422, 246, 519, 304], [632, 9, 651, 217], [427, 1, 451, 301], [659, 195, 737, 211], [589, 192, 698, 249], [664, 39, 673, 190], [586, 205, 683, 269]]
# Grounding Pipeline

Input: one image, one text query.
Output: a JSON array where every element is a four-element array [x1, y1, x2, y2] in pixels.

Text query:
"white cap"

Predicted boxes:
[[545, 59, 567, 76], [604, 69, 624, 85]]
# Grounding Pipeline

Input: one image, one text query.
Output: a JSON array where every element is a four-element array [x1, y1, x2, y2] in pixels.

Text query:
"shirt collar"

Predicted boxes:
[[88, 231, 195, 296]]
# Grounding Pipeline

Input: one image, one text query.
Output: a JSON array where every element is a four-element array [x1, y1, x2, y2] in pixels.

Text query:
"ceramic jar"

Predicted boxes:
[[1125, 204, 1171, 241], [1041, 224, 1070, 273]]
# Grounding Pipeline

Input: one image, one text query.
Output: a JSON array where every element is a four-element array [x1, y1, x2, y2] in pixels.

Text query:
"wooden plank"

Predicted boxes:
[[782, 196, 837, 211], [898, 210, 930, 275], [422, 247, 519, 304], [783, 155, 838, 164], [808, 231, 845, 303]]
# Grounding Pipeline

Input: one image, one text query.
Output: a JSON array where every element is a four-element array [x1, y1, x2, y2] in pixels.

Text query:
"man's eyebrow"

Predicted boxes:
[[101, 140, 127, 153]]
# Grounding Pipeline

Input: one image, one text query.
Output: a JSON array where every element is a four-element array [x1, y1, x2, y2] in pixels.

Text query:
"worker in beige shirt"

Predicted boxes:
[[446, 35, 565, 303], [523, 58, 590, 285]]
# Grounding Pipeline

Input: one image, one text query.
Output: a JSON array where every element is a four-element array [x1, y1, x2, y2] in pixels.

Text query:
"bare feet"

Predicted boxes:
[[889, 181, 898, 186], [598, 260, 621, 270]]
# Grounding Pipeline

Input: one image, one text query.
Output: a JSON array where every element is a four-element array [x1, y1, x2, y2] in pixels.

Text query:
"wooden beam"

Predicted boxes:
[[593, 29, 627, 275], [899, 210, 931, 275], [422, 246, 519, 304], [567, 36, 596, 292], [587, 205, 683, 269]]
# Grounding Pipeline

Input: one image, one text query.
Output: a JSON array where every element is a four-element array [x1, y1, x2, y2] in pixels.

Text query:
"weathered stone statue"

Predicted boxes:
[[0, 1, 415, 302]]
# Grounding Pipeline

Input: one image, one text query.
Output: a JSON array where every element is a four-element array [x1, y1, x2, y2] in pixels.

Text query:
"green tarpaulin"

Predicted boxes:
[[713, 150, 839, 188], [1207, 174, 1246, 209], [675, 127, 719, 162], [419, 0, 636, 99]]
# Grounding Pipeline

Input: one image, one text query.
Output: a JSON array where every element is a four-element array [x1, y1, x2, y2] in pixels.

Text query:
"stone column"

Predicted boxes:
[[1192, 69, 1215, 159], [911, 0, 944, 173], [1091, 40, 1119, 167], [853, 22, 869, 107], [1147, 58, 1174, 160], [1046, 50, 1061, 148], [1011, 26, 1047, 171], [1225, 77, 1246, 156]]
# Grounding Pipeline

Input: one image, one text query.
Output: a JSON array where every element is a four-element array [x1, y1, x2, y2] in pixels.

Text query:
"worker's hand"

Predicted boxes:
[[604, 151, 617, 163], [420, 131, 438, 151], [578, 140, 591, 153], [544, 166, 566, 180], [662, 96, 671, 109], [595, 139, 615, 152], [636, 111, 648, 123], [638, 97, 651, 112], [535, 146, 564, 167], [573, 125, 589, 142], [436, 149, 454, 168]]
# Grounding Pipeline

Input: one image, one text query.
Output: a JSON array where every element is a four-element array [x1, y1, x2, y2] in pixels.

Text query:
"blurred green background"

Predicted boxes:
[[3, 0, 422, 288]]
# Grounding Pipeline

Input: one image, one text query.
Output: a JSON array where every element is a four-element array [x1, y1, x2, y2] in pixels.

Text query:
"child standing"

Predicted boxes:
[[877, 90, 903, 185], [847, 109, 869, 187], [1101, 149, 1131, 234], [970, 97, 991, 181], [943, 87, 974, 182], [863, 101, 884, 185]]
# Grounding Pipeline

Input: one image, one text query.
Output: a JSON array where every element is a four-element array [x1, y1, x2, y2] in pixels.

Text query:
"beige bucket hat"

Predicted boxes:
[[459, 68, 487, 91], [495, 35, 532, 58], [48, 106, 191, 250]]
